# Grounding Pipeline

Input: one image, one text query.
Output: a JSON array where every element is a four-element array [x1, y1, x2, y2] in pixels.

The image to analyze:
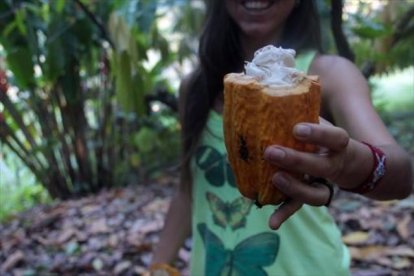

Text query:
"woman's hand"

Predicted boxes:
[[263, 118, 352, 230]]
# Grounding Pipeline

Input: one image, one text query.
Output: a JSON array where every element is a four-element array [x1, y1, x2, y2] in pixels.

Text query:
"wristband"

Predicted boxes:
[[149, 263, 180, 276], [341, 142, 386, 194]]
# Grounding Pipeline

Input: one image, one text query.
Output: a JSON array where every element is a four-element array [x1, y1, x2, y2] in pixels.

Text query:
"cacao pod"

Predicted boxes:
[[223, 73, 321, 206]]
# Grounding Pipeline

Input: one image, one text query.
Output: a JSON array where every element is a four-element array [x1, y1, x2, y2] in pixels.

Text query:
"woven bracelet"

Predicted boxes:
[[341, 142, 386, 194]]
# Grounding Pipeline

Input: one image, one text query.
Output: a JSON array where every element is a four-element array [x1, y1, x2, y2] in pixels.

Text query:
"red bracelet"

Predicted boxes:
[[342, 142, 386, 194]]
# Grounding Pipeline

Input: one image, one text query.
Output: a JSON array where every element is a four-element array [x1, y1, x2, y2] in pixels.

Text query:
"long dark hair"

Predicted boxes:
[[181, 0, 323, 176]]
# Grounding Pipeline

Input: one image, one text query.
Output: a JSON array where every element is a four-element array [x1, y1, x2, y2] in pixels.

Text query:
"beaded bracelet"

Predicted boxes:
[[341, 142, 386, 194]]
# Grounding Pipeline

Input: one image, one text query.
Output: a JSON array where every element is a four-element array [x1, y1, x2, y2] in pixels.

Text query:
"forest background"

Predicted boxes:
[[0, 0, 413, 275]]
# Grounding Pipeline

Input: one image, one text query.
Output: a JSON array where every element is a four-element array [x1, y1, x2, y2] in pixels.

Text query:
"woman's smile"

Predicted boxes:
[[241, 0, 276, 11], [227, 0, 295, 45]]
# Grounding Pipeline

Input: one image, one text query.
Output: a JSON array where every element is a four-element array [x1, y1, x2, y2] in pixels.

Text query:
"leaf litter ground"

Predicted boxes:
[[0, 170, 413, 275]]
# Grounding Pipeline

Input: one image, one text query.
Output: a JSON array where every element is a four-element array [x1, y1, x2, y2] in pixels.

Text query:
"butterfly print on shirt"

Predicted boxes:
[[198, 223, 280, 276], [195, 145, 236, 187], [206, 192, 253, 231]]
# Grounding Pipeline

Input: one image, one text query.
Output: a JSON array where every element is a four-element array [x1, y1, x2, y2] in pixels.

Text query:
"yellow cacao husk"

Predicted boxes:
[[223, 73, 321, 206]]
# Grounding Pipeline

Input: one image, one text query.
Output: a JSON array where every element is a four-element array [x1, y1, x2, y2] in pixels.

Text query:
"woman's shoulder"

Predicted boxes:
[[309, 54, 368, 93], [309, 54, 359, 76]]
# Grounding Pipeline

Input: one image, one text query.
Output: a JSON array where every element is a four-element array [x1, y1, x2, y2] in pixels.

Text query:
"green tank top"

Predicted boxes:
[[190, 51, 350, 276]]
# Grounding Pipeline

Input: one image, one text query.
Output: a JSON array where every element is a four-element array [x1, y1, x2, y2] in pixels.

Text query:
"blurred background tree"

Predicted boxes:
[[0, 0, 203, 202], [0, 0, 412, 216]]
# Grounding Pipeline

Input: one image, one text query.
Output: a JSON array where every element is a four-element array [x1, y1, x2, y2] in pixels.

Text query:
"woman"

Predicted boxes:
[[151, 0, 413, 275]]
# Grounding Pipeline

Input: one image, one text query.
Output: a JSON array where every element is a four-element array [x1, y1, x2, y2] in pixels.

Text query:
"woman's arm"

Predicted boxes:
[[151, 180, 192, 264], [311, 55, 412, 199], [151, 75, 193, 265], [264, 55, 413, 229]]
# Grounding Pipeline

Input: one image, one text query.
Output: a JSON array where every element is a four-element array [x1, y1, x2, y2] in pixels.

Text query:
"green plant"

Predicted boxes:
[[0, 0, 193, 199], [317, 0, 414, 77], [0, 147, 51, 222]]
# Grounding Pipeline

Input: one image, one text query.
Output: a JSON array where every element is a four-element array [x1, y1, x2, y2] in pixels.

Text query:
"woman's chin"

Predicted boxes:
[[239, 22, 281, 41]]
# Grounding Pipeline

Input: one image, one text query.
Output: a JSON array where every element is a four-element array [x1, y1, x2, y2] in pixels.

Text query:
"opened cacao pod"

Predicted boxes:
[[223, 73, 321, 206]]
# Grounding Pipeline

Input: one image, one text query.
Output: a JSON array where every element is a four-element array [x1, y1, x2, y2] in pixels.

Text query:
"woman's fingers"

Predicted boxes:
[[269, 199, 303, 230], [293, 123, 349, 152], [265, 121, 349, 230], [268, 174, 332, 230], [263, 122, 353, 180], [273, 172, 331, 206], [264, 146, 343, 180]]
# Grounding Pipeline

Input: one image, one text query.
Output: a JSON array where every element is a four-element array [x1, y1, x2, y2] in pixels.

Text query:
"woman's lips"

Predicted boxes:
[[241, 0, 275, 11]]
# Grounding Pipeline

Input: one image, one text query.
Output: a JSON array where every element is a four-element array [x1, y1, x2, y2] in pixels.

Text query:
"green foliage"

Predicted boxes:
[[172, 0, 205, 63], [0, 148, 51, 222], [0, 0, 191, 200], [351, 14, 392, 39], [345, 1, 414, 74], [0, 182, 50, 222], [142, 110, 181, 174], [316, 0, 414, 75], [371, 68, 414, 114]]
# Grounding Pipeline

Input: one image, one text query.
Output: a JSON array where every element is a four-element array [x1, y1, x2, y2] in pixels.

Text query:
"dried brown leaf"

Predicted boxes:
[[88, 218, 110, 234], [81, 204, 101, 216], [32, 235, 53, 246], [0, 250, 25, 272], [349, 245, 388, 261], [342, 231, 370, 245], [143, 198, 170, 215], [138, 220, 163, 234], [56, 228, 76, 244], [113, 260, 132, 275], [397, 214, 412, 240], [386, 246, 414, 257], [391, 257, 412, 270], [0, 236, 20, 252], [108, 234, 119, 248]]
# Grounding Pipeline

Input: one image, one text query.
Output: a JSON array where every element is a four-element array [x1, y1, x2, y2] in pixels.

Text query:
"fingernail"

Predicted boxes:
[[269, 220, 280, 230], [274, 173, 289, 187], [267, 147, 286, 161], [294, 124, 311, 137]]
